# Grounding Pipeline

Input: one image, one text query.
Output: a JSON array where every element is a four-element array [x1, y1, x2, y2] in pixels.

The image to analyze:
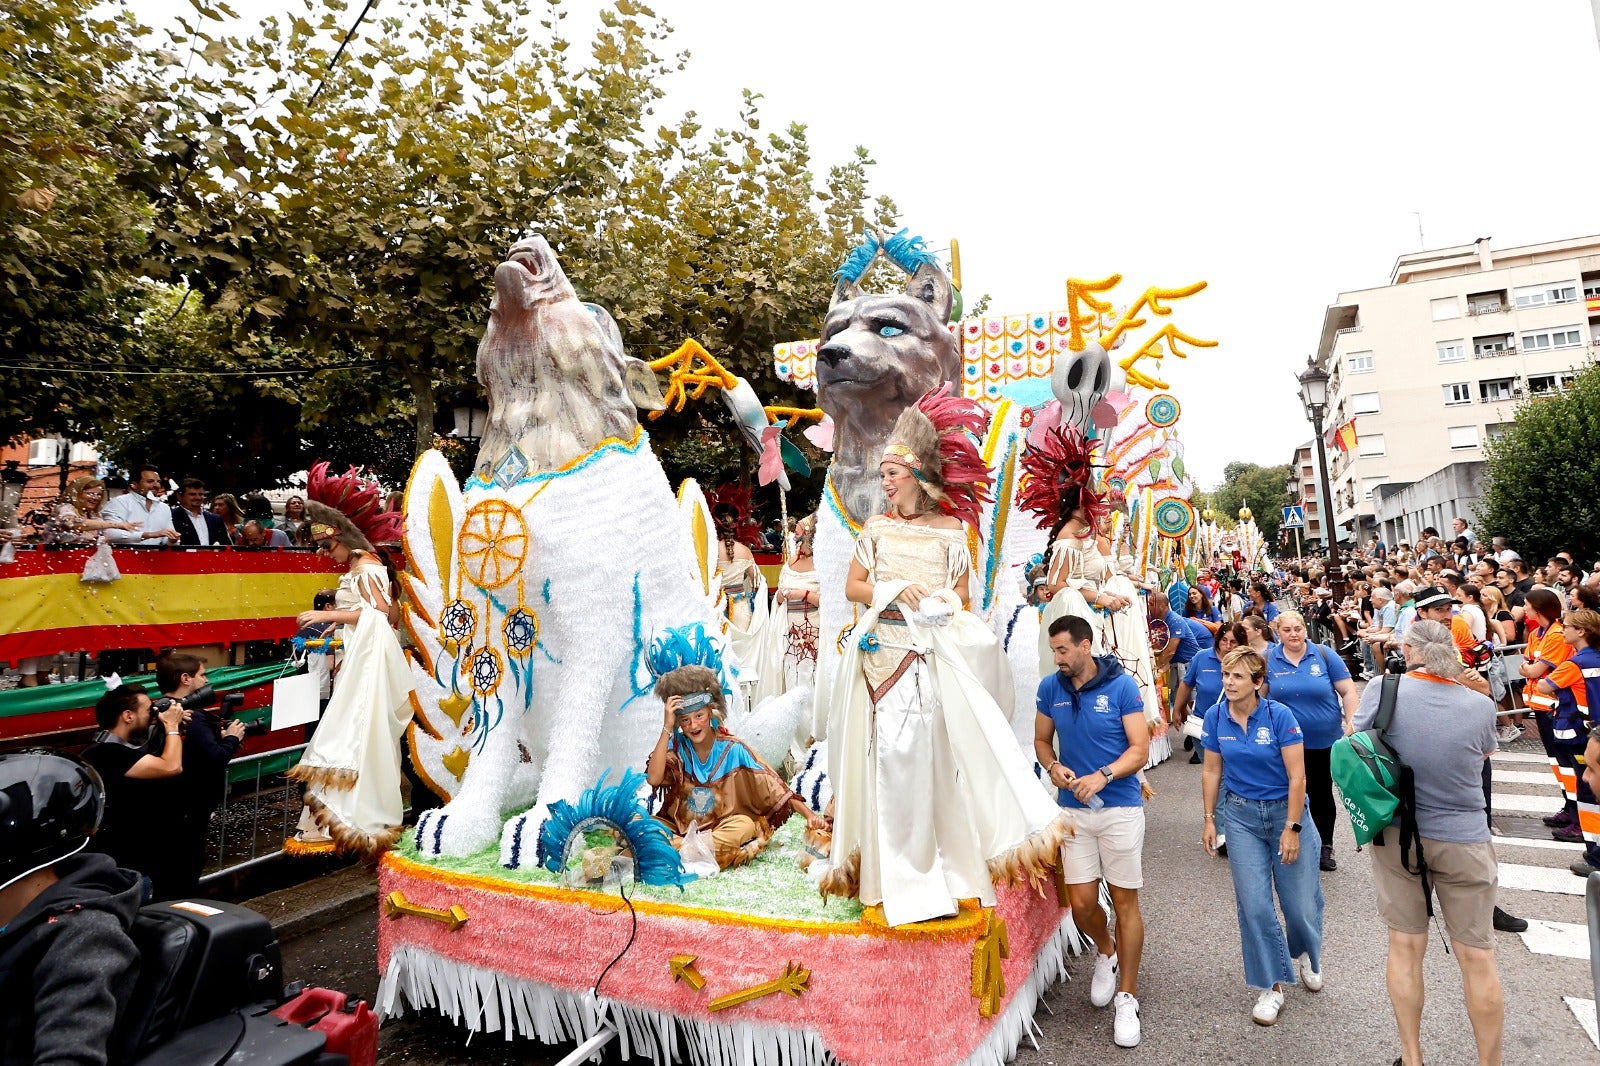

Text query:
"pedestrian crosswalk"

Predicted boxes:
[[1489, 749, 1599, 1051]]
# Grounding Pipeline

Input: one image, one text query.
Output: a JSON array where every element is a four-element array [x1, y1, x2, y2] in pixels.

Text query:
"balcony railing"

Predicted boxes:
[[1473, 345, 1516, 359], [1467, 302, 1510, 316]]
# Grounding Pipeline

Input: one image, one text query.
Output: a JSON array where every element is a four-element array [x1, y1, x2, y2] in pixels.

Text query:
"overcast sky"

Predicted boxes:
[[130, 0, 1600, 487]]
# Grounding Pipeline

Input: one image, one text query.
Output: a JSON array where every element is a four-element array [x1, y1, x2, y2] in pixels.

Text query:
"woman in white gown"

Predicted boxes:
[[774, 513, 820, 690], [287, 503, 415, 856], [818, 385, 1070, 928], [1023, 428, 1164, 736]]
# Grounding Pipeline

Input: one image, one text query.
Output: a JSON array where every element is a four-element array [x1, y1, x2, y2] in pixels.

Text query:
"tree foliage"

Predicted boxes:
[[7, 0, 896, 511], [1208, 461, 1292, 550], [1477, 364, 1600, 563], [0, 0, 160, 440]]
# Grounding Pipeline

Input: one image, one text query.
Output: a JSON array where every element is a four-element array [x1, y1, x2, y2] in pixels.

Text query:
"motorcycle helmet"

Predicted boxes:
[[0, 750, 105, 892]]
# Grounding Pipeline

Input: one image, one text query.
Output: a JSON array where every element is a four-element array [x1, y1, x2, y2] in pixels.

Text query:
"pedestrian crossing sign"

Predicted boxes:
[[1282, 505, 1305, 529]]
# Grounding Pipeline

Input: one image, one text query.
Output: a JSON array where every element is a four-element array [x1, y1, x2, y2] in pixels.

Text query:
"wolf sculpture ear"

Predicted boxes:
[[829, 276, 865, 310], [905, 262, 953, 324], [622, 357, 666, 412]]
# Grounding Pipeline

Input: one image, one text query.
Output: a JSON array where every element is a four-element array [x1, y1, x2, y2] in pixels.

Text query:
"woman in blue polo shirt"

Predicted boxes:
[[1200, 647, 1324, 1027], [1172, 623, 1247, 764], [1264, 611, 1357, 872]]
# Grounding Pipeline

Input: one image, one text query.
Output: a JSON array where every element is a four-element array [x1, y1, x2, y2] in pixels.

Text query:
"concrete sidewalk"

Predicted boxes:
[[242, 862, 378, 941]]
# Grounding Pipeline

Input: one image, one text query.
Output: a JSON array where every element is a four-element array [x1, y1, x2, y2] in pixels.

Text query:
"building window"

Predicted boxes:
[[1519, 327, 1583, 351], [1585, 280, 1600, 300], [1351, 391, 1380, 414], [25, 439, 59, 466], [1486, 421, 1514, 441], [1478, 378, 1516, 403], [1362, 476, 1388, 500], [1430, 296, 1460, 321], [1513, 281, 1578, 308], [1527, 372, 1576, 395], [1358, 433, 1386, 457], [1467, 290, 1508, 315], [1347, 351, 1374, 374], [1473, 333, 1512, 357], [1448, 425, 1479, 450], [1436, 340, 1466, 363], [1443, 382, 1472, 406]]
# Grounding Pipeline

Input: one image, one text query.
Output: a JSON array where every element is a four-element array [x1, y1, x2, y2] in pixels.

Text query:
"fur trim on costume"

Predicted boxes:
[[308, 461, 403, 546], [305, 793, 403, 857], [287, 762, 359, 790], [816, 845, 861, 900], [283, 834, 337, 858], [986, 812, 1073, 891], [1018, 425, 1109, 534], [883, 385, 993, 528]]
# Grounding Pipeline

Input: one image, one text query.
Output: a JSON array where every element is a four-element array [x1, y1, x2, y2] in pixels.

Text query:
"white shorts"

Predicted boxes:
[[1061, 805, 1145, 889]]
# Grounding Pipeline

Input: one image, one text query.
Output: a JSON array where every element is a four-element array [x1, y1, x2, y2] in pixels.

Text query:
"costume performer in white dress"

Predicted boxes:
[[708, 486, 783, 708], [287, 502, 415, 857], [774, 513, 821, 691], [1021, 427, 1163, 731], [817, 386, 1071, 928]]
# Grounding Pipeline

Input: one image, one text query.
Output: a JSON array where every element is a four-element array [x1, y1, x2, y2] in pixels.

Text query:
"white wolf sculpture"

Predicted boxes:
[[401, 235, 730, 862]]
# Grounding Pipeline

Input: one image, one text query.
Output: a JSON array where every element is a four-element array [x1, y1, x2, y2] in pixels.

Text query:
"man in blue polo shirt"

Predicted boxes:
[[1151, 589, 1201, 727], [1035, 614, 1150, 1049]]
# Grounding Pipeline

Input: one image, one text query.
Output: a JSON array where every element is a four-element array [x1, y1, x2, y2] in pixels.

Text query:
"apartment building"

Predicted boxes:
[[1312, 234, 1600, 542], [1290, 441, 1326, 548]]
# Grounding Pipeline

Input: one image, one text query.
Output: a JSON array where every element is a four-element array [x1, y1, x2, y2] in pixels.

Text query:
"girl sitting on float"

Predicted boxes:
[[645, 659, 825, 871]]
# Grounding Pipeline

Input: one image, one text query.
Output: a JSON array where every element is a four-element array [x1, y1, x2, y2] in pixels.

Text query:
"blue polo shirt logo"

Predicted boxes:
[[1255, 726, 1272, 745], [1094, 694, 1110, 713], [1309, 662, 1322, 677]]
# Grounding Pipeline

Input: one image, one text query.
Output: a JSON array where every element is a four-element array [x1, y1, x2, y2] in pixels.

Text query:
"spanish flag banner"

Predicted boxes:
[[1333, 418, 1359, 452]]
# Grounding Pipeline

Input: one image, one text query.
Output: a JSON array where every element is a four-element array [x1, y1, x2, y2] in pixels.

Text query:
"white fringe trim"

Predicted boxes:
[[1144, 731, 1172, 769], [378, 910, 1094, 1066]]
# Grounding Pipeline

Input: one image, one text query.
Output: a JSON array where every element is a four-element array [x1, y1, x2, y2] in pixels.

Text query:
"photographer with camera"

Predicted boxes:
[[83, 685, 188, 900], [156, 652, 246, 898]]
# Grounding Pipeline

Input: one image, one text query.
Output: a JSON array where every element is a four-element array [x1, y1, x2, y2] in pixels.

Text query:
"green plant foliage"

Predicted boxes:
[[1207, 461, 1292, 550], [1477, 365, 1600, 563]]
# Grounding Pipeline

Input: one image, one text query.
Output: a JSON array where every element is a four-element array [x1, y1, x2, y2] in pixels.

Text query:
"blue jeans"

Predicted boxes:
[[1221, 793, 1325, 990]]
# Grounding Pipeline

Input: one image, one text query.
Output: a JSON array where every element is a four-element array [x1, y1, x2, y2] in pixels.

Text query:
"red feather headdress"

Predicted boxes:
[[882, 384, 993, 529], [1018, 425, 1109, 533], [705, 483, 762, 545], [307, 462, 404, 547]]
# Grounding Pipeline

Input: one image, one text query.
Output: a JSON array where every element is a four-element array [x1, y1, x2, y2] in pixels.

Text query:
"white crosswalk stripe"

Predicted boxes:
[[1491, 834, 1585, 853], [1493, 769, 1563, 787], [1564, 997, 1600, 1051], [1499, 861, 1586, 895], [1492, 751, 1553, 764], [1492, 792, 1565, 814], [1516, 919, 1590, 960]]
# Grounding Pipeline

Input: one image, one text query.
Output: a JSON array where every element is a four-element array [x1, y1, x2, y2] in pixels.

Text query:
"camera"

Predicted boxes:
[[218, 692, 268, 737], [153, 687, 266, 736], [1384, 649, 1408, 675]]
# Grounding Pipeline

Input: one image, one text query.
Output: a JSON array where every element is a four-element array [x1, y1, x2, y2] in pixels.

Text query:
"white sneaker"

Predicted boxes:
[[1089, 951, 1119, 1008], [1112, 991, 1141, 1047], [1252, 987, 1285, 1026], [1298, 953, 1323, 992]]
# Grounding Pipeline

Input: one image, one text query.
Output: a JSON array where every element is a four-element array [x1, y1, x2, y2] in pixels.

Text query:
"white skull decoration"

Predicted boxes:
[[1052, 341, 1113, 436]]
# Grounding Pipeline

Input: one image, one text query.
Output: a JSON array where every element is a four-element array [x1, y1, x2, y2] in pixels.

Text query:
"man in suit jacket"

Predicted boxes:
[[170, 479, 231, 546]]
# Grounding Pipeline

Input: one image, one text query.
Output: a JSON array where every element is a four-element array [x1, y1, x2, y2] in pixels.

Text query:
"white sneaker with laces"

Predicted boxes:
[[1252, 987, 1285, 1026], [1298, 953, 1323, 992], [1089, 951, 1119, 1008], [1112, 991, 1141, 1047]]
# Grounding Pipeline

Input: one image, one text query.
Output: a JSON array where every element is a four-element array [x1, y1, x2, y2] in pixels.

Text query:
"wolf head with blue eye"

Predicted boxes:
[[814, 254, 962, 523]]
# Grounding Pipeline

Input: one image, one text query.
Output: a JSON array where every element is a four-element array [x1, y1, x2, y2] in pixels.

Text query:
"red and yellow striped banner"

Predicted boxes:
[[0, 548, 340, 662]]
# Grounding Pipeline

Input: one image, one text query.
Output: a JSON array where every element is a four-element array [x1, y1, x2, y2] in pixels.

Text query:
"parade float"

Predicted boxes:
[[374, 231, 1216, 1064]]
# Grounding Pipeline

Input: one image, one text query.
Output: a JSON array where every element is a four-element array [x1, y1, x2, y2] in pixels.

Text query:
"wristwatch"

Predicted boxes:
[[1099, 765, 1114, 783], [1289, 821, 1303, 834]]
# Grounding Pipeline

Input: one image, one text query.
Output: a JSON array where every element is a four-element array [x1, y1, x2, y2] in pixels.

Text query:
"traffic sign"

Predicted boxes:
[[1281, 505, 1305, 529]]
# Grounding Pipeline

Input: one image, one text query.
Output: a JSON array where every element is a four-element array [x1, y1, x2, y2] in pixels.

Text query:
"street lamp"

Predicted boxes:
[[1297, 355, 1346, 602], [451, 403, 489, 444]]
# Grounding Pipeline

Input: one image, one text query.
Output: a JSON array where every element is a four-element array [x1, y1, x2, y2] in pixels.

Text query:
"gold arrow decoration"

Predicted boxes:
[[971, 910, 1009, 1018], [706, 962, 810, 1012], [670, 954, 706, 991], [383, 890, 469, 932]]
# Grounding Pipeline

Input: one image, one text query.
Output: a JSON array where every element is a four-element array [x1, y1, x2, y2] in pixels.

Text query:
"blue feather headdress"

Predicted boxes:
[[645, 622, 737, 693], [536, 768, 688, 888], [834, 228, 941, 284]]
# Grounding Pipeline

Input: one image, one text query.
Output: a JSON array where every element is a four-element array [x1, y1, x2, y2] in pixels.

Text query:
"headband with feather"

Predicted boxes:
[[880, 384, 993, 528]]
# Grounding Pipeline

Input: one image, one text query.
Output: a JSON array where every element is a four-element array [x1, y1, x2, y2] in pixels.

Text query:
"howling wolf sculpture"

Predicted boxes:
[[401, 235, 728, 861]]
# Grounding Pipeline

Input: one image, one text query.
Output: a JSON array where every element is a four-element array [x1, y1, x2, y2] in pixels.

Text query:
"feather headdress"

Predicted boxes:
[[536, 768, 688, 888], [1018, 425, 1109, 533], [704, 483, 761, 545], [307, 462, 403, 546], [881, 384, 993, 529], [303, 500, 376, 555]]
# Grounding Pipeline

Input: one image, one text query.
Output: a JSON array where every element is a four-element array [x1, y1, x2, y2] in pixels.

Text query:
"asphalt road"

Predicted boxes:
[[281, 735, 1598, 1065]]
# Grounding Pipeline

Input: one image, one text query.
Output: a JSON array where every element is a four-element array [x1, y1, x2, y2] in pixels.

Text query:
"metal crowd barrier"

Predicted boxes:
[[198, 742, 307, 886]]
